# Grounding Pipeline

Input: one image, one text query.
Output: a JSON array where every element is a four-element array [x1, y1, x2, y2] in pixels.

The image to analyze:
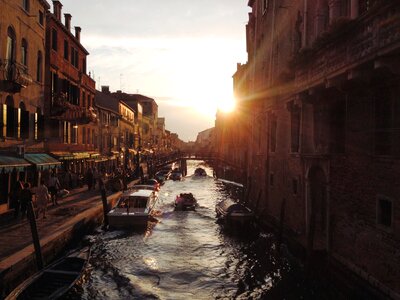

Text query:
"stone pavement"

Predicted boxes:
[[0, 186, 102, 261], [0, 180, 140, 298]]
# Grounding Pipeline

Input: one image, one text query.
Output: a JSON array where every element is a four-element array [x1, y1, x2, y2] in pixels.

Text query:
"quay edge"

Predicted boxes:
[[0, 191, 122, 299]]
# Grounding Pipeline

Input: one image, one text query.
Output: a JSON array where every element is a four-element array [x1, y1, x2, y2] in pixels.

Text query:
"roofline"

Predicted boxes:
[[47, 14, 89, 55]]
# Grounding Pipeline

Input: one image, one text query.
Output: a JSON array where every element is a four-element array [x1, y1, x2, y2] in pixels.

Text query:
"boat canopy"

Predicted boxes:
[[217, 199, 249, 213]]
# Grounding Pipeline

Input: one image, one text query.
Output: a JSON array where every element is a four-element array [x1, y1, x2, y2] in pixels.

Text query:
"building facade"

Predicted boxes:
[[0, 0, 56, 213], [44, 0, 97, 174], [215, 0, 400, 297]]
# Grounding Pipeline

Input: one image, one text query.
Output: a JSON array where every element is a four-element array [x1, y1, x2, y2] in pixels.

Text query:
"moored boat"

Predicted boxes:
[[194, 167, 207, 177], [215, 199, 254, 228], [174, 193, 197, 211], [107, 188, 159, 228], [5, 247, 89, 300]]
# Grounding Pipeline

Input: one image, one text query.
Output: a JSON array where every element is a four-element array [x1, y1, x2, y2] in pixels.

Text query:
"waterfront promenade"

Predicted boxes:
[[0, 183, 137, 298]]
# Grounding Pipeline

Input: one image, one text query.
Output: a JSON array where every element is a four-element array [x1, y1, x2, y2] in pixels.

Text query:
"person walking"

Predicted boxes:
[[20, 182, 33, 219], [48, 172, 60, 206], [86, 168, 94, 191], [35, 180, 50, 219], [11, 179, 23, 219]]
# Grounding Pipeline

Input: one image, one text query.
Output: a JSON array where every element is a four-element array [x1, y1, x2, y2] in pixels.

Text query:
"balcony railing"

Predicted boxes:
[[294, 4, 400, 90], [51, 93, 98, 124], [0, 59, 33, 93]]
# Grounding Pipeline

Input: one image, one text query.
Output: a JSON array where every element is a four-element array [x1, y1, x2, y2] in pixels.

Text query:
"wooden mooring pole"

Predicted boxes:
[[100, 186, 109, 229], [27, 202, 43, 270]]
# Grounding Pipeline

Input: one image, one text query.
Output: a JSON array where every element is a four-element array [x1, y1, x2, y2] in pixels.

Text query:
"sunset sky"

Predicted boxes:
[[59, 0, 249, 141]]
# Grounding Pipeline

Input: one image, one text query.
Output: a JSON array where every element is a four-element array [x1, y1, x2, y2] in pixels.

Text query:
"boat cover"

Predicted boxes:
[[217, 199, 250, 213]]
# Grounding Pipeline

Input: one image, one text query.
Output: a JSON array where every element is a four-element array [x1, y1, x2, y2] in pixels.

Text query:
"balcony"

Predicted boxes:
[[50, 94, 98, 125], [293, 4, 400, 90], [0, 59, 33, 93]]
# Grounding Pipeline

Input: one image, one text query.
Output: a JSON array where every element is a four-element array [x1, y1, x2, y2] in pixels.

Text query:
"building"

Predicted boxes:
[[111, 91, 158, 151], [94, 90, 121, 172], [0, 0, 61, 214], [215, 0, 400, 297], [44, 0, 97, 174], [195, 127, 215, 154]]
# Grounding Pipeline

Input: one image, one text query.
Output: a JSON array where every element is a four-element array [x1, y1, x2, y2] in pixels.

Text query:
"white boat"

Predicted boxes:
[[108, 188, 159, 228]]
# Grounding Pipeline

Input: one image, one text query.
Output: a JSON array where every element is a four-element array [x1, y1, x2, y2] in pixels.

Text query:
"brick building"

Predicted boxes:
[[44, 0, 98, 174], [215, 0, 400, 297], [0, 0, 63, 214]]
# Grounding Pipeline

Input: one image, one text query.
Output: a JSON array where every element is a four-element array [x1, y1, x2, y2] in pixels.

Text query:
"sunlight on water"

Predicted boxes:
[[66, 160, 340, 299]]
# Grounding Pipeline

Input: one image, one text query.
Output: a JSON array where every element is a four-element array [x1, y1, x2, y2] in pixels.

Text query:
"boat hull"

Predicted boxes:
[[108, 213, 149, 228]]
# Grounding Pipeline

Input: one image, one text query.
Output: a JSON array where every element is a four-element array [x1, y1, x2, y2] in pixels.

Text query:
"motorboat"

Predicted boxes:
[[174, 193, 197, 211], [108, 188, 159, 228], [170, 170, 183, 181], [215, 199, 254, 227], [194, 167, 207, 177], [155, 169, 171, 184], [5, 247, 89, 300]]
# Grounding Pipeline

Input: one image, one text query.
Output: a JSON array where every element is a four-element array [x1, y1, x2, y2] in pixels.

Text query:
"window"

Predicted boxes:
[[6, 96, 15, 138], [82, 91, 86, 107], [377, 197, 393, 229], [64, 40, 69, 60], [71, 47, 79, 68], [51, 29, 58, 51], [82, 127, 86, 144], [22, 0, 29, 11], [87, 128, 91, 144], [7, 27, 16, 61], [270, 173, 274, 186], [21, 39, 28, 66], [19, 102, 29, 139], [36, 51, 43, 82], [82, 58, 87, 73], [375, 88, 400, 156], [39, 10, 44, 26], [63, 121, 70, 143], [71, 124, 78, 144]]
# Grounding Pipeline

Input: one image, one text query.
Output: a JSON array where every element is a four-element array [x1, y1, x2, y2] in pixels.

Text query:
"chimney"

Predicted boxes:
[[101, 86, 110, 94], [64, 13, 72, 31], [116, 90, 122, 94], [52, 1, 62, 21], [75, 26, 81, 42]]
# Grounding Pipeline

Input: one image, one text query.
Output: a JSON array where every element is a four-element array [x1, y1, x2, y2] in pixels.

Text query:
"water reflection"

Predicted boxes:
[[66, 161, 339, 299]]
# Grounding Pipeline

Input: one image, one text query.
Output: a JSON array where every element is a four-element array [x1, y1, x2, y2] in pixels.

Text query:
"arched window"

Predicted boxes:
[[21, 39, 28, 66], [6, 27, 16, 61], [36, 51, 43, 82]]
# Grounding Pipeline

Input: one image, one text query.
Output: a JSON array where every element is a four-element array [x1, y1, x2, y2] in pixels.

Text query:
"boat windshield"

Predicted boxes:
[[117, 196, 148, 208]]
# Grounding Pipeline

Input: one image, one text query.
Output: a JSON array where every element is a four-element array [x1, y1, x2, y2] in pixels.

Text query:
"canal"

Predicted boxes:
[[67, 160, 341, 299]]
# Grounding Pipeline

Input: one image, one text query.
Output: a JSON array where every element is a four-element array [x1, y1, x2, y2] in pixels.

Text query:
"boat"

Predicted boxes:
[[5, 247, 89, 300], [174, 193, 197, 211], [215, 199, 254, 227], [194, 167, 207, 177], [107, 188, 159, 228], [170, 170, 183, 181]]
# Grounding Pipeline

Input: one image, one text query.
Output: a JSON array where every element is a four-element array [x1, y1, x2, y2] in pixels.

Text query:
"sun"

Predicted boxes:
[[218, 97, 236, 113]]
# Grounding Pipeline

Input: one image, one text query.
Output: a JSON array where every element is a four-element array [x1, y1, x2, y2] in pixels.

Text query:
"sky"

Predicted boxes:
[[58, 0, 250, 141]]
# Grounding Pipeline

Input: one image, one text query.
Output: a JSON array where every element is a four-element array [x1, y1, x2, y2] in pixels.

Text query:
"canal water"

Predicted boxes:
[[68, 160, 339, 299]]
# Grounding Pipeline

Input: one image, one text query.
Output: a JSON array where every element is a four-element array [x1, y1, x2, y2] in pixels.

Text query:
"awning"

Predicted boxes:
[[24, 153, 61, 167], [51, 152, 94, 160], [0, 155, 31, 171]]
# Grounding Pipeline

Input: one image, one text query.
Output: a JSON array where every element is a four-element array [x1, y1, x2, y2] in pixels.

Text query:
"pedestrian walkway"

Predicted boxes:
[[0, 186, 101, 261]]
